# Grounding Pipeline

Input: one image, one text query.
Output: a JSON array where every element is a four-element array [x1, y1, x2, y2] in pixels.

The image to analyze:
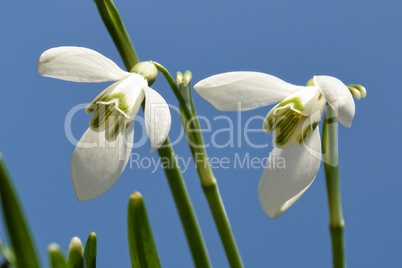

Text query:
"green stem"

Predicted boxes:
[[94, 3, 211, 266], [94, 0, 140, 70], [202, 183, 243, 268], [192, 117, 243, 268], [157, 138, 211, 267], [154, 63, 243, 267], [322, 106, 346, 268]]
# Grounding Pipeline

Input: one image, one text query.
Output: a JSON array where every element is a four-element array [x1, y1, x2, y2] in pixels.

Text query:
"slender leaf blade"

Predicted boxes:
[[127, 192, 161, 268], [67, 237, 83, 268], [48, 243, 67, 268], [84, 232, 97, 268], [0, 155, 40, 268]]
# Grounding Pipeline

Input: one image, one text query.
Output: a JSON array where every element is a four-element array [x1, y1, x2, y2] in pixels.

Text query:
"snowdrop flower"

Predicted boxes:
[[38, 46, 171, 200], [194, 72, 355, 218]]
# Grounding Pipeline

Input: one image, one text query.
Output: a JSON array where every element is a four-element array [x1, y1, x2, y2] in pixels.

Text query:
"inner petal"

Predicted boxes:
[[89, 98, 130, 140], [263, 86, 326, 148], [90, 103, 117, 131], [86, 75, 145, 141], [105, 116, 127, 142], [273, 108, 307, 148]]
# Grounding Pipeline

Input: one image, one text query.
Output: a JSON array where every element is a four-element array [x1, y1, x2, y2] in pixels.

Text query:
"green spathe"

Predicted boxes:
[[131, 61, 158, 85]]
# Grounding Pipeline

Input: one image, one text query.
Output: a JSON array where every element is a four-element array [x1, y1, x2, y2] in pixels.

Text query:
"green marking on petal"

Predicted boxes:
[[275, 109, 293, 128], [99, 93, 129, 114], [277, 97, 304, 112], [265, 96, 323, 147], [297, 121, 319, 144], [270, 107, 307, 147], [266, 87, 326, 147], [105, 117, 126, 141], [86, 103, 97, 114], [90, 111, 100, 130], [275, 116, 299, 146], [88, 92, 129, 139], [89, 104, 116, 131]]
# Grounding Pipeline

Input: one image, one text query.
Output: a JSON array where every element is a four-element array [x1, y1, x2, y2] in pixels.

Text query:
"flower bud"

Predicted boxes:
[[183, 70, 192, 88], [347, 84, 367, 100], [176, 71, 183, 85]]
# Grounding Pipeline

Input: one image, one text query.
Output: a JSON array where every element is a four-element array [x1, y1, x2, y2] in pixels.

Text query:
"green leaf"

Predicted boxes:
[[0, 155, 40, 268], [84, 232, 97, 268], [67, 237, 83, 268], [127, 192, 161, 268], [48, 243, 67, 268]]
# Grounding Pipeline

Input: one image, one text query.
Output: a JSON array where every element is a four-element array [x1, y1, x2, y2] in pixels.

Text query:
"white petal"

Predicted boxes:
[[314, 76, 355, 127], [258, 128, 321, 219], [71, 123, 134, 200], [194, 72, 300, 111], [143, 86, 171, 151], [38, 46, 129, 82]]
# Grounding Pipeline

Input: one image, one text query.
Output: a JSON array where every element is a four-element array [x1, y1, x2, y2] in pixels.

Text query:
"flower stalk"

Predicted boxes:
[[95, 3, 211, 267], [94, 0, 140, 70], [156, 139, 211, 267], [322, 106, 346, 268], [155, 63, 243, 267]]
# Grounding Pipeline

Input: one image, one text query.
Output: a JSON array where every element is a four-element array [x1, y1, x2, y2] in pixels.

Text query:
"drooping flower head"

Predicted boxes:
[[39, 46, 171, 200], [195, 72, 356, 218]]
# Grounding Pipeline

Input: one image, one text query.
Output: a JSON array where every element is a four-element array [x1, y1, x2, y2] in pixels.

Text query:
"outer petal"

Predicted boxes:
[[258, 128, 321, 219], [38, 46, 129, 82], [314, 76, 355, 127], [194, 72, 300, 111], [71, 123, 134, 200], [143, 86, 171, 151]]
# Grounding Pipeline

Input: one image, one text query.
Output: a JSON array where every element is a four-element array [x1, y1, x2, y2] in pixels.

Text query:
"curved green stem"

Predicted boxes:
[[154, 63, 243, 267], [152, 62, 193, 125], [322, 106, 346, 268], [95, 3, 211, 266]]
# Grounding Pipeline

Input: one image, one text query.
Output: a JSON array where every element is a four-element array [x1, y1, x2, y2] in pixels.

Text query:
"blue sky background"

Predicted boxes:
[[1, 0, 401, 267]]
